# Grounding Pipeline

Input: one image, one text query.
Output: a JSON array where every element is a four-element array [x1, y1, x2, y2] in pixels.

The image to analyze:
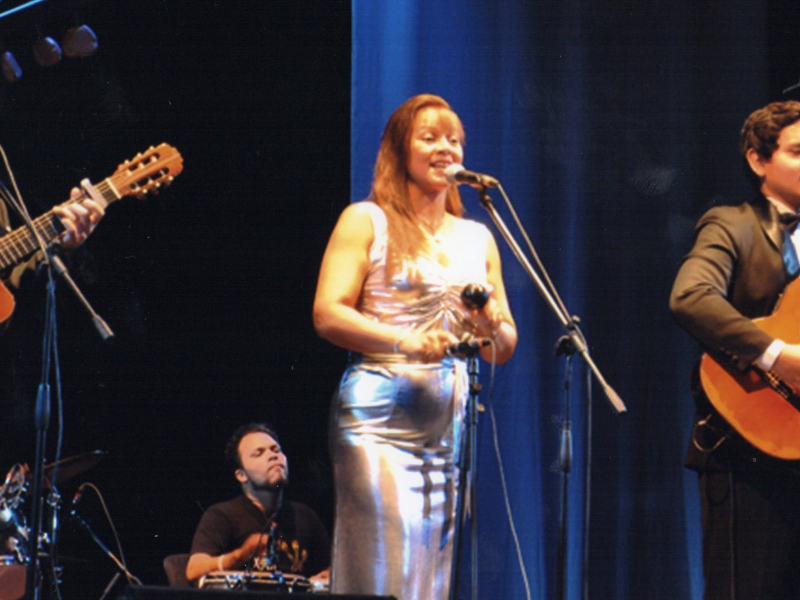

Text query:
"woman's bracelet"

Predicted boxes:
[[393, 329, 411, 354], [217, 554, 225, 571]]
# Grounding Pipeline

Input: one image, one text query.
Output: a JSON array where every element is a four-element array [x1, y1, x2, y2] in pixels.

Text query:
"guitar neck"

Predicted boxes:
[[0, 177, 120, 270]]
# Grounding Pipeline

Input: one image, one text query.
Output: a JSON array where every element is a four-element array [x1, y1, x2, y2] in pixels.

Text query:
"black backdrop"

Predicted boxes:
[[0, 1, 350, 596]]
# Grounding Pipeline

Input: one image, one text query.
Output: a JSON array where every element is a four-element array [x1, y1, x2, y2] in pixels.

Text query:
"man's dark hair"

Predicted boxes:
[[741, 100, 800, 188], [224, 422, 280, 471]]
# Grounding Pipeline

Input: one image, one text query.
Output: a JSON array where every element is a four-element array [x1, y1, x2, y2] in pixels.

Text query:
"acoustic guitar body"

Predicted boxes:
[[700, 278, 800, 459], [0, 280, 14, 327]]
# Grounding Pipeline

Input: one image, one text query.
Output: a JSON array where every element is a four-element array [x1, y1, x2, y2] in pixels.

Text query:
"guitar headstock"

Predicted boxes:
[[110, 143, 183, 199]]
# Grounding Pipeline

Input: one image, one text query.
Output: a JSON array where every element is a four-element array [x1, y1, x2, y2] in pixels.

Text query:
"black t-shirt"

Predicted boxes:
[[189, 496, 330, 578]]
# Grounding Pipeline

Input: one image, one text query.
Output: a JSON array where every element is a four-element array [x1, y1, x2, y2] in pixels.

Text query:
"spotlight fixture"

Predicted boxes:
[[63, 24, 97, 58], [0, 51, 21, 82], [32, 34, 61, 66]]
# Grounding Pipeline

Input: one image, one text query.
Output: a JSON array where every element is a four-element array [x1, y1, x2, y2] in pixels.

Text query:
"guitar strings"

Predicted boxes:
[[0, 179, 114, 269]]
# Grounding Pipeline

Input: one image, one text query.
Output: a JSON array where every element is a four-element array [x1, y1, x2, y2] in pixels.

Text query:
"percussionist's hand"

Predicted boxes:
[[308, 567, 330, 587], [53, 187, 105, 250], [771, 343, 800, 391], [235, 532, 269, 565], [397, 329, 460, 362]]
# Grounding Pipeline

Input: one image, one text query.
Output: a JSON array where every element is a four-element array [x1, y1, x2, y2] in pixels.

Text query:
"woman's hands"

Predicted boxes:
[[396, 329, 460, 362]]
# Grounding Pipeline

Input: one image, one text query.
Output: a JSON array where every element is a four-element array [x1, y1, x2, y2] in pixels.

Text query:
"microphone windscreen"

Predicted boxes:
[[445, 163, 465, 184]]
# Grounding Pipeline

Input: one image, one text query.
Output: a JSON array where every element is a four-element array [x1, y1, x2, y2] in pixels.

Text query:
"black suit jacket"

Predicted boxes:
[[670, 194, 793, 471]]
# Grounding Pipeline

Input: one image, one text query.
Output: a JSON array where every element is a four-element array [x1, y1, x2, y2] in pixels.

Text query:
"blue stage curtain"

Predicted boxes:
[[351, 1, 769, 598]]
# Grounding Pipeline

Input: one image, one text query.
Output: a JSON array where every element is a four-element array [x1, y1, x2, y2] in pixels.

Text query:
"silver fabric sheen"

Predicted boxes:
[[330, 203, 490, 600]]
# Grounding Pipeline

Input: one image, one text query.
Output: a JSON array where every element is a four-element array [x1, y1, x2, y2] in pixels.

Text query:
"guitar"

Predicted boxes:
[[0, 143, 183, 326], [699, 277, 800, 459]]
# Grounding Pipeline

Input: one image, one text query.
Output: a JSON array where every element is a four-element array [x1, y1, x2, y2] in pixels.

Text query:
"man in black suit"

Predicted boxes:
[[671, 100, 800, 599]]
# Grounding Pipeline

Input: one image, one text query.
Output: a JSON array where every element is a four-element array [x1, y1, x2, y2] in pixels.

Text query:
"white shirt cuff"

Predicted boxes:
[[755, 339, 786, 371]]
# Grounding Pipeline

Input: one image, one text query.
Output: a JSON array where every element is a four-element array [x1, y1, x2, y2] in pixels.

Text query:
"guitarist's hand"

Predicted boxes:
[[53, 187, 105, 250], [770, 343, 800, 390]]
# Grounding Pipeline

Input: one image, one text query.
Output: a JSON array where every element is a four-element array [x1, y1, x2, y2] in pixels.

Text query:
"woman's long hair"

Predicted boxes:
[[369, 94, 464, 269]]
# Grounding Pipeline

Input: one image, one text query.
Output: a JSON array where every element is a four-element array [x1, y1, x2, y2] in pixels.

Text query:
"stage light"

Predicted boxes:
[[32, 34, 61, 66], [63, 24, 97, 58], [0, 51, 21, 82]]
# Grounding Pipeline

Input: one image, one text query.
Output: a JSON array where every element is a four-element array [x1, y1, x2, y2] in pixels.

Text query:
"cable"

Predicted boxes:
[[73, 483, 141, 586], [0, 142, 52, 266], [485, 341, 532, 600]]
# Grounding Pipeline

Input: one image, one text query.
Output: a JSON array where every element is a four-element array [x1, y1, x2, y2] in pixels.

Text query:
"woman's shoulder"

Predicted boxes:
[[334, 201, 384, 232], [340, 200, 385, 226], [331, 202, 385, 256]]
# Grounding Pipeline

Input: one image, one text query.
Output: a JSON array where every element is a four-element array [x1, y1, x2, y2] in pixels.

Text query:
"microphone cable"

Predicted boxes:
[[485, 340, 533, 600], [71, 482, 142, 586]]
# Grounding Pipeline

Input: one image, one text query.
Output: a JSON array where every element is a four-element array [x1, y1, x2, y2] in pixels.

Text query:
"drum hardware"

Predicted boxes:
[[0, 464, 30, 566], [0, 452, 105, 573]]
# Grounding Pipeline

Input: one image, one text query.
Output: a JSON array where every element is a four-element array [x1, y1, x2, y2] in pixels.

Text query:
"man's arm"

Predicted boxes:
[[670, 212, 774, 370], [186, 532, 267, 583]]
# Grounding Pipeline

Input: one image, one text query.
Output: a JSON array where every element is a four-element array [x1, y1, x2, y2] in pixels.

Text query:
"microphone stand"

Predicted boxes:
[[25, 266, 57, 600], [555, 337, 575, 600], [448, 343, 482, 600], [25, 248, 112, 600], [474, 184, 626, 600], [476, 186, 624, 414]]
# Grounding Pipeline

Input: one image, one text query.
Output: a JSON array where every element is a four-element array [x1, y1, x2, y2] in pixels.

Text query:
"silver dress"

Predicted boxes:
[[330, 203, 491, 600]]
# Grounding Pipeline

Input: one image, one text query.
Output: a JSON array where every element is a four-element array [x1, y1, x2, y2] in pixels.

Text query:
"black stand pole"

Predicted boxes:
[[449, 347, 483, 600], [25, 274, 57, 600], [555, 335, 577, 600]]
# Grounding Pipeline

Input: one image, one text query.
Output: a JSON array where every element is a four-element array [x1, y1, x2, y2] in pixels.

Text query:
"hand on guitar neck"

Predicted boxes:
[[0, 143, 183, 328], [771, 343, 800, 391], [52, 187, 105, 251]]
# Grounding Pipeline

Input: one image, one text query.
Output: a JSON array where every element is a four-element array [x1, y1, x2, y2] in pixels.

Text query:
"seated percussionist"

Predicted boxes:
[[185, 423, 330, 587]]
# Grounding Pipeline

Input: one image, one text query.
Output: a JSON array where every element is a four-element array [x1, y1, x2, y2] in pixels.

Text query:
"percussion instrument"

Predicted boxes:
[[198, 570, 328, 594]]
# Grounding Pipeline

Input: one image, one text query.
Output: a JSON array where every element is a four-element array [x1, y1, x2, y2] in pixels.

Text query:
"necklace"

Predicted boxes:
[[420, 213, 447, 239]]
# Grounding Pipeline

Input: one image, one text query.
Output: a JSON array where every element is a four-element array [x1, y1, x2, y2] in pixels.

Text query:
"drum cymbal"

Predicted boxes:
[[24, 451, 106, 489], [44, 450, 106, 485]]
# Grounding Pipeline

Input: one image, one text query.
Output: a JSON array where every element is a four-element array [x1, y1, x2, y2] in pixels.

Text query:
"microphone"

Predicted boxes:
[[444, 164, 499, 188], [70, 483, 87, 515], [461, 283, 489, 311], [446, 338, 490, 357]]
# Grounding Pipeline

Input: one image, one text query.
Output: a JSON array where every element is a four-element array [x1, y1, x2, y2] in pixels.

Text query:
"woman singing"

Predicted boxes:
[[313, 94, 517, 599]]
